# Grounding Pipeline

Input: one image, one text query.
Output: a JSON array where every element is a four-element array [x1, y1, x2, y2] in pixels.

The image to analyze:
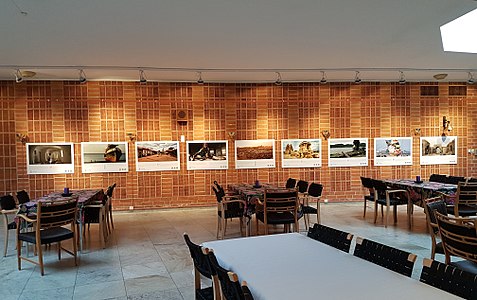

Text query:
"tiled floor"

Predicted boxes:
[[0, 202, 442, 300]]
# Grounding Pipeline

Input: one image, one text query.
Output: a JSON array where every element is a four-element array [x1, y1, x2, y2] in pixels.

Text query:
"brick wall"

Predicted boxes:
[[0, 81, 476, 210]]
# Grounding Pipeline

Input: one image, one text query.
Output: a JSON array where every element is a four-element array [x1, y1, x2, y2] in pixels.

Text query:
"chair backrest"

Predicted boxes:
[[447, 176, 467, 185], [106, 183, 116, 198], [37, 198, 78, 229], [0, 194, 17, 210], [16, 190, 31, 204], [212, 181, 226, 202], [420, 258, 477, 299], [369, 179, 388, 199], [183, 233, 212, 279], [263, 190, 299, 214], [435, 211, 477, 264], [429, 174, 448, 183], [353, 237, 417, 277], [307, 223, 353, 253], [296, 180, 309, 194], [285, 178, 297, 189], [208, 250, 250, 300], [455, 182, 477, 211], [307, 183, 323, 198], [423, 196, 447, 235], [360, 176, 374, 190]]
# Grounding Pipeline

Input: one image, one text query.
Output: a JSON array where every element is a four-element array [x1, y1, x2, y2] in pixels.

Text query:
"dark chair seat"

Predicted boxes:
[[197, 286, 214, 300], [218, 209, 243, 219], [447, 204, 477, 216], [302, 205, 317, 214], [256, 211, 296, 224], [18, 227, 74, 245], [451, 260, 477, 275]]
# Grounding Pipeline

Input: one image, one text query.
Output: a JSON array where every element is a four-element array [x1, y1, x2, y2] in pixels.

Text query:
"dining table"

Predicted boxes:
[[383, 179, 457, 206], [203, 233, 460, 300], [18, 189, 104, 252]]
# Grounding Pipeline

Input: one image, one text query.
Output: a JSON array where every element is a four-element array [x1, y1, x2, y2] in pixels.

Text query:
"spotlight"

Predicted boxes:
[[320, 71, 327, 84], [78, 69, 87, 84], [139, 70, 147, 84], [275, 72, 282, 86], [354, 71, 361, 84], [197, 72, 204, 84], [398, 71, 406, 84], [467, 72, 475, 85], [14, 69, 23, 83]]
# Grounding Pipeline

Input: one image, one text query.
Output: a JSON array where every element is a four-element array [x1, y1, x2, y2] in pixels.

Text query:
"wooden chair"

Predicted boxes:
[[183, 233, 216, 300], [420, 258, 477, 299], [1, 194, 18, 257], [255, 189, 300, 235], [448, 182, 477, 217], [17, 197, 78, 276], [370, 179, 411, 228], [429, 174, 448, 183], [207, 250, 254, 300], [353, 237, 417, 277], [285, 178, 297, 189], [422, 196, 447, 259], [212, 181, 246, 239], [435, 211, 477, 274], [83, 193, 109, 248], [360, 177, 374, 218], [104, 183, 116, 233], [296, 180, 309, 228], [307, 223, 353, 253], [302, 182, 323, 227]]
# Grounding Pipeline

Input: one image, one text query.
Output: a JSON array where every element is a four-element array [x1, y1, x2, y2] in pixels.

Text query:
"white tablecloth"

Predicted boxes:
[[204, 233, 459, 300]]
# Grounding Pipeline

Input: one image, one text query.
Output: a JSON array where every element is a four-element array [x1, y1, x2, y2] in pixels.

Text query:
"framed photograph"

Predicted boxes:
[[374, 137, 412, 166], [281, 139, 322, 168], [81, 142, 128, 173], [26, 143, 74, 174], [187, 140, 228, 170], [235, 139, 276, 169], [328, 138, 368, 167], [420, 136, 457, 165], [136, 141, 180, 172]]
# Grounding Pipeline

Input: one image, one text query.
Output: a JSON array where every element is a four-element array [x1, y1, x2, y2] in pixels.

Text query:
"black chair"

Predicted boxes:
[[353, 237, 417, 277], [16, 190, 31, 204], [302, 182, 323, 226], [447, 176, 467, 185], [17, 197, 78, 276], [212, 181, 246, 239], [207, 250, 254, 300], [296, 180, 310, 228], [255, 189, 300, 235], [447, 182, 477, 217], [360, 177, 374, 218], [1, 194, 18, 257], [435, 211, 477, 275], [307, 223, 353, 253], [422, 196, 447, 259], [183, 233, 216, 300], [429, 174, 449, 183], [105, 183, 116, 233], [420, 258, 477, 299], [370, 179, 410, 228], [83, 192, 109, 248], [285, 178, 297, 189]]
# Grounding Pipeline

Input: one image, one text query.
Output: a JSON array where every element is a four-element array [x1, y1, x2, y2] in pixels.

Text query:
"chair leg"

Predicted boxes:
[[37, 243, 44, 276], [385, 204, 390, 228], [393, 205, 397, 223], [222, 218, 227, 238], [363, 199, 367, 218], [316, 202, 321, 224], [58, 242, 61, 260], [216, 215, 221, 239], [17, 237, 22, 271], [3, 221, 8, 257], [374, 202, 378, 224]]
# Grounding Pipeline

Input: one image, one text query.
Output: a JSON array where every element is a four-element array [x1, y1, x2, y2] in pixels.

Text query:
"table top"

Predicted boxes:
[[228, 183, 293, 198], [384, 179, 457, 192], [204, 233, 459, 300]]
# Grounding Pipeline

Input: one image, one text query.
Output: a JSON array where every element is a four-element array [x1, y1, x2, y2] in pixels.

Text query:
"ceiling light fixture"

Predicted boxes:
[[275, 72, 283, 86], [433, 73, 448, 80], [354, 71, 362, 84], [320, 71, 327, 84], [78, 69, 87, 84], [14, 69, 23, 83], [197, 72, 204, 84], [398, 71, 406, 84], [467, 72, 475, 85], [139, 69, 147, 84]]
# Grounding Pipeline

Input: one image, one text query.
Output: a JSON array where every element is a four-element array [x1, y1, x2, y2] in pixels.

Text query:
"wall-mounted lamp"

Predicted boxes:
[[442, 116, 453, 135], [139, 69, 147, 84], [197, 72, 204, 84], [126, 132, 137, 142], [321, 130, 330, 140], [413, 128, 421, 136], [14, 69, 23, 83], [78, 69, 87, 84], [16, 133, 28, 144], [354, 71, 362, 84], [228, 131, 236, 140]]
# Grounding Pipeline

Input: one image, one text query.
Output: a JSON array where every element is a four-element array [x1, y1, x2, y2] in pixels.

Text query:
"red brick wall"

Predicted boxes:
[[1, 81, 476, 210]]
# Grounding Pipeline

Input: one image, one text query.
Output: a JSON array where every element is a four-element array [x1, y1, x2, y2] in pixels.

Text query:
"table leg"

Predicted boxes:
[[78, 209, 84, 252]]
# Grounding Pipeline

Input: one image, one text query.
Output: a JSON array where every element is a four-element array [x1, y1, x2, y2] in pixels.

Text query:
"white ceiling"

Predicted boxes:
[[1, 0, 477, 83]]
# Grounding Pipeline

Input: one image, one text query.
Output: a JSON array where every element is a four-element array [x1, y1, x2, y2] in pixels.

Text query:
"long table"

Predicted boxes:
[[384, 179, 457, 206], [203, 233, 459, 300], [19, 189, 104, 252]]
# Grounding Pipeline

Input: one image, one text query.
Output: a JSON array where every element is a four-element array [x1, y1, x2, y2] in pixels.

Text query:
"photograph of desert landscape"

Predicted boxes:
[[236, 140, 274, 160]]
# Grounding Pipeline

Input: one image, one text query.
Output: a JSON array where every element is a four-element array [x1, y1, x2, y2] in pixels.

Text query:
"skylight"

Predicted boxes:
[[440, 8, 477, 54]]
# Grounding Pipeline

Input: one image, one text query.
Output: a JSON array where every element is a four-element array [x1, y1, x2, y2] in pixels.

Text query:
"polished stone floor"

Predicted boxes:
[[0, 202, 443, 300]]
